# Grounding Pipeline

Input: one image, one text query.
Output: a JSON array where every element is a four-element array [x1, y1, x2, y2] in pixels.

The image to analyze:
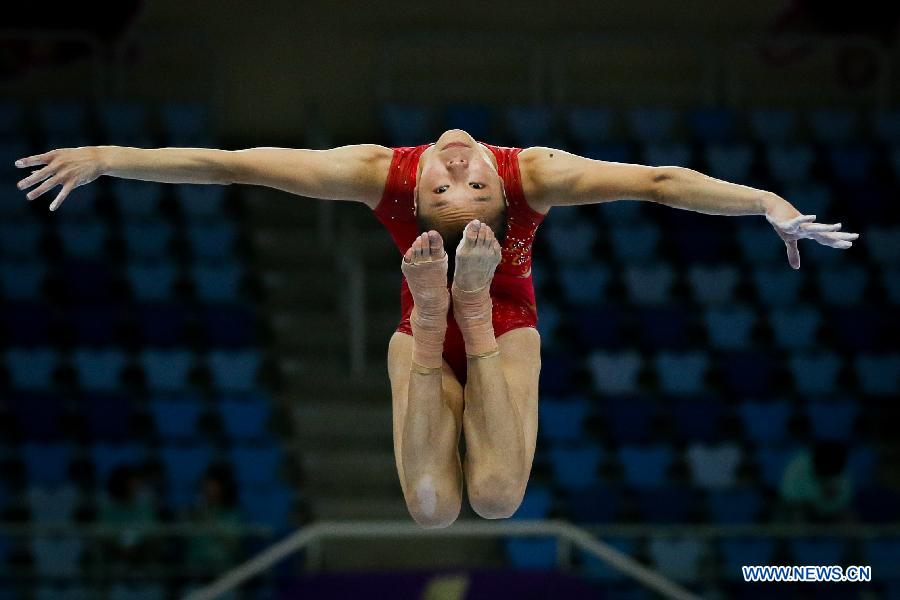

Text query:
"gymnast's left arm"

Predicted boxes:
[[520, 146, 859, 270]]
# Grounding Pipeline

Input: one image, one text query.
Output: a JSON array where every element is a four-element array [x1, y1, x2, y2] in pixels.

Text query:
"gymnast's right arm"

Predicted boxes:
[[14, 144, 393, 211]]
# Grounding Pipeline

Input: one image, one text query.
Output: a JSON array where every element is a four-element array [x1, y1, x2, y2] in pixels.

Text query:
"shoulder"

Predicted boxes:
[[516, 146, 562, 215], [360, 144, 398, 209]]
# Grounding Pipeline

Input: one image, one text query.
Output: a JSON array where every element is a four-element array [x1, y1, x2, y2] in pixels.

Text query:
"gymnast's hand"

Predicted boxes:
[[763, 195, 859, 270], [14, 147, 105, 211]]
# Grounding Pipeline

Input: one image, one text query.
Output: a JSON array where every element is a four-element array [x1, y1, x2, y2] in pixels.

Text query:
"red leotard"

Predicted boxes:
[[372, 142, 546, 385]]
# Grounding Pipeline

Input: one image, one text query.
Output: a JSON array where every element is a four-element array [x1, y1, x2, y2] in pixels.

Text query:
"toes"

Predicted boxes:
[[426, 230, 445, 256], [464, 219, 481, 246]]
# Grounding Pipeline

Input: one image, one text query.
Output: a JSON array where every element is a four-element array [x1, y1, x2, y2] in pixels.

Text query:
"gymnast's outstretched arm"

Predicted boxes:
[[519, 146, 859, 269], [15, 143, 394, 211]]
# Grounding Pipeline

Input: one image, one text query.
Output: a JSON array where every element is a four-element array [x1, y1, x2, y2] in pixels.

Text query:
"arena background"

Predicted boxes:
[[1, 1, 899, 598]]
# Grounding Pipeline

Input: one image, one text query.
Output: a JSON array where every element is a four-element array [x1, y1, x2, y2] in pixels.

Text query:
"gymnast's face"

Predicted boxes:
[[414, 129, 508, 249]]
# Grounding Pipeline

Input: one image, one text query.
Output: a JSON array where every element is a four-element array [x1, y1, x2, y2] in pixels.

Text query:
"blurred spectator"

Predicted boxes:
[[186, 465, 242, 573], [98, 465, 159, 566], [778, 441, 853, 523]]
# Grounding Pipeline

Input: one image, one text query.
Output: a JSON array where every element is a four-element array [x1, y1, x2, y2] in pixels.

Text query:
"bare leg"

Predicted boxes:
[[451, 220, 531, 518], [389, 231, 463, 528]]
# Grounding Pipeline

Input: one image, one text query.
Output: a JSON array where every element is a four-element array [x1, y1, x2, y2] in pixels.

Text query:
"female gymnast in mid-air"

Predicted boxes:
[[15, 128, 859, 528]]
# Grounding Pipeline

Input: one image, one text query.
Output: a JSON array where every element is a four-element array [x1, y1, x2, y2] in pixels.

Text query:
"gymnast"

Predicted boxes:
[[15, 128, 858, 528]]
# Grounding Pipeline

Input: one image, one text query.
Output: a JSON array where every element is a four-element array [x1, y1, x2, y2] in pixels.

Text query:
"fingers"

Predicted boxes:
[[786, 239, 800, 269], [814, 230, 859, 249], [15, 151, 54, 168], [774, 214, 816, 230], [25, 175, 60, 202], [17, 166, 55, 192], [799, 221, 841, 233], [49, 181, 74, 212]]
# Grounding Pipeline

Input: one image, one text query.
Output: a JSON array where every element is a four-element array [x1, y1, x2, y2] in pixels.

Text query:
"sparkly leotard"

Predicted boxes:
[[373, 142, 545, 385]]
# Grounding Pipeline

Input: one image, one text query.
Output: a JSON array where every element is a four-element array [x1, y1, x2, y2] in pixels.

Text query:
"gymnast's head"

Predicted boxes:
[[414, 129, 508, 250]]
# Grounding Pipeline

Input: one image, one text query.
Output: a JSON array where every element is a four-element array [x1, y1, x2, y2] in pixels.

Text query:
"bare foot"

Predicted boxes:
[[452, 219, 502, 292], [401, 231, 450, 329]]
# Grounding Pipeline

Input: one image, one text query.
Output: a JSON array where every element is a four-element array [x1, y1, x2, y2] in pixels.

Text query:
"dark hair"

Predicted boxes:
[[812, 441, 847, 478]]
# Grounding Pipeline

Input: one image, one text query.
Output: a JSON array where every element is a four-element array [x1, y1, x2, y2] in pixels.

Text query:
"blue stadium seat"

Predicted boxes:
[[231, 444, 281, 487], [649, 537, 705, 583], [192, 263, 243, 302], [764, 143, 814, 183], [1, 301, 52, 346], [139, 349, 195, 391], [582, 142, 632, 163], [535, 301, 562, 347], [72, 348, 126, 391], [161, 102, 210, 143], [808, 107, 859, 143], [240, 486, 294, 530], [110, 180, 165, 217], [617, 444, 674, 489], [788, 538, 846, 566], [686, 107, 737, 142], [855, 486, 900, 523], [27, 486, 78, 523], [686, 442, 742, 489], [57, 218, 107, 259], [703, 305, 757, 350], [788, 351, 842, 395], [826, 143, 874, 184], [738, 401, 791, 443], [85, 392, 133, 441], [512, 484, 552, 519], [581, 537, 636, 580], [36, 100, 87, 136], [864, 225, 900, 266], [207, 349, 261, 391], [686, 264, 739, 305], [30, 536, 83, 576], [22, 443, 72, 486], [641, 141, 692, 168], [538, 351, 578, 395], [653, 351, 710, 395], [636, 487, 695, 523], [98, 100, 149, 139], [564, 106, 614, 146], [160, 443, 214, 493], [853, 352, 900, 396], [718, 539, 776, 580], [187, 223, 238, 260], [0, 260, 46, 300], [380, 103, 435, 146], [780, 181, 833, 220], [586, 350, 642, 395], [538, 396, 590, 443], [200, 304, 255, 346], [756, 445, 800, 488], [707, 488, 763, 524], [218, 397, 270, 441], [604, 396, 656, 444], [608, 223, 660, 263], [750, 266, 805, 306], [767, 305, 821, 350], [557, 264, 613, 306], [849, 445, 878, 486], [122, 222, 174, 258], [443, 104, 493, 139], [10, 391, 64, 440], [572, 305, 626, 350], [861, 539, 900, 580], [126, 262, 178, 301], [735, 222, 783, 264], [669, 226, 727, 264], [175, 185, 228, 220], [625, 106, 678, 142], [0, 219, 42, 259], [719, 350, 777, 396], [5, 347, 57, 390], [815, 264, 868, 306], [544, 219, 596, 262], [748, 107, 798, 142], [634, 306, 692, 351], [704, 142, 754, 182], [883, 267, 900, 305], [148, 397, 204, 440], [505, 538, 557, 569], [596, 199, 644, 224], [565, 485, 622, 524], [670, 397, 726, 443], [504, 106, 555, 146], [870, 109, 900, 142], [134, 304, 190, 346], [91, 443, 147, 484], [548, 442, 604, 490], [622, 263, 676, 305], [61, 259, 115, 302]]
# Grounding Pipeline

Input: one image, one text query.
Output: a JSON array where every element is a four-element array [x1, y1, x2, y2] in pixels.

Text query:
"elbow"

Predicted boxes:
[[650, 165, 685, 204]]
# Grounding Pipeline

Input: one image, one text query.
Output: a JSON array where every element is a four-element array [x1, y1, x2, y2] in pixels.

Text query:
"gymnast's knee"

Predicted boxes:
[[467, 471, 526, 520], [403, 474, 461, 529]]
